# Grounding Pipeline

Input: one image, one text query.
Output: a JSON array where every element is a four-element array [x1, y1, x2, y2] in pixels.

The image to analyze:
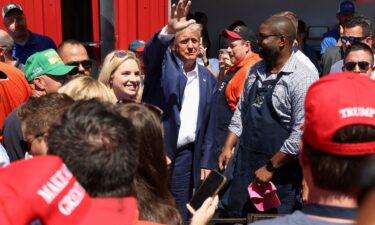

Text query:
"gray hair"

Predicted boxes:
[[0, 30, 14, 53]]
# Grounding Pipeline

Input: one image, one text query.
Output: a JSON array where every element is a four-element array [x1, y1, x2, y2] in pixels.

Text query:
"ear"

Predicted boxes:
[[171, 42, 176, 52], [33, 77, 45, 90], [364, 36, 373, 47], [0, 47, 5, 56], [279, 35, 286, 47], [244, 40, 251, 51]]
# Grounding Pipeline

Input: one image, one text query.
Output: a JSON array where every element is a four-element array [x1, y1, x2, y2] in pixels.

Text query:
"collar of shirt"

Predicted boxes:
[[256, 51, 297, 77], [227, 53, 259, 74], [14, 31, 36, 46], [173, 52, 199, 78]]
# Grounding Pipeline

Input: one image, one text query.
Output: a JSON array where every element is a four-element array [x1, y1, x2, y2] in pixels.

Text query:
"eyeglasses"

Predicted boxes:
[[340, 36, 367, 45], [344, 61, 372, 72], [117, 99, 164, 120], [21, 133, 45, 152], [256, 33, 281, 41], [66, 59, 92, 70]]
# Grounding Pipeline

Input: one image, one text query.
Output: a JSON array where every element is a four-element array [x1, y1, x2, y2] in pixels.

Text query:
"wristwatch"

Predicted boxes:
[[265, 160, 277, 172]]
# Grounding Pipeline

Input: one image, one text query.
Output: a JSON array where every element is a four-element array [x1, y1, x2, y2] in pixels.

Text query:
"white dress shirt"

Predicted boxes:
[[177, 62, 200, 148]]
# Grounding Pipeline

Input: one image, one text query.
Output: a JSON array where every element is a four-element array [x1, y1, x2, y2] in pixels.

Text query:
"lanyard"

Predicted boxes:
[[302, 204, 357, 220]]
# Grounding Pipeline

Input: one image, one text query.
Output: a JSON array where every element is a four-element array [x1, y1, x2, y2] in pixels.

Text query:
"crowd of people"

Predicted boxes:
[[0, 0, 375, 224]]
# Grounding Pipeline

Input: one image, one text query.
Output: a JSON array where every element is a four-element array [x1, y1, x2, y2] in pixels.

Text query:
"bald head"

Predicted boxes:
[[0, 29, 14, 54], [273, 11, 298, 34], [262, 16, 296, 44]]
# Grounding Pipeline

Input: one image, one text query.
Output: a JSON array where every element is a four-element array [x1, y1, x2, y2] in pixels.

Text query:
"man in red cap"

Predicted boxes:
[[252, 72, 375, 225], [213, 25, 260, 186]]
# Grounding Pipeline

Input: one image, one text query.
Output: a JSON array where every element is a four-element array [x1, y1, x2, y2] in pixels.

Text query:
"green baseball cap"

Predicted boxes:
[[24, 49, 78, 82], [2, 3, 23, 19]]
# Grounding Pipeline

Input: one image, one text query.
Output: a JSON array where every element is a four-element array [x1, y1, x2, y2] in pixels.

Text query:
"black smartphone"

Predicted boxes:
[[188, 170, 227, 210]]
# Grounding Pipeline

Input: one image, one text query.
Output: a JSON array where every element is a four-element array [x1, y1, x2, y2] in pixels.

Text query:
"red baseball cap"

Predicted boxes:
[[129, 40, 145, 53], [222, 25, 255, 42], [303, 72, 375, 155], [0, 155, 139, 225]]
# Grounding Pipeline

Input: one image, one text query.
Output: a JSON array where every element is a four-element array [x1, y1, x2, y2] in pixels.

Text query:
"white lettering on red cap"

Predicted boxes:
[[37, 165, 73, 204], [339, 107, 375, 118], [58, 182, 85, 215]]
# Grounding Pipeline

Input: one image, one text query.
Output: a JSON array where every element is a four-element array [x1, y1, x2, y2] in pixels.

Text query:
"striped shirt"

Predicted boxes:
[[229, 52, 319, 155]]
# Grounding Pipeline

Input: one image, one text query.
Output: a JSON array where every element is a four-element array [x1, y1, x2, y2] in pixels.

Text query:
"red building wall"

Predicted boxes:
[[0, 0, 62, 45], [0, 0, 168, 55], [114, 0, 168, 50]]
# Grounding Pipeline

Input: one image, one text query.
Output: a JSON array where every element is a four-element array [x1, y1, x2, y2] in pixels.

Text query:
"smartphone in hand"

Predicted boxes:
[[188, 170, 227, 210]]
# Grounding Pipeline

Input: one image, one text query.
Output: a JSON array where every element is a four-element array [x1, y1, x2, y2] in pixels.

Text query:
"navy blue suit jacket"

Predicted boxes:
[[142, 32, 217, 184]]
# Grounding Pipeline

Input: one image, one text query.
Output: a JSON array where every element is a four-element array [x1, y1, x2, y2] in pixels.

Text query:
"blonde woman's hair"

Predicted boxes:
[[98, 50, 141, 88], [58, 76, 116, 103]]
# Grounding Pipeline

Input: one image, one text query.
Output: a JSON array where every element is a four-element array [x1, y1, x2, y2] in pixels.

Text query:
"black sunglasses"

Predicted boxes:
[[340, 36, 367, 45], [66, 59, 93, 69], [344, 61, 372, 72], [117, 99, 163, 120]]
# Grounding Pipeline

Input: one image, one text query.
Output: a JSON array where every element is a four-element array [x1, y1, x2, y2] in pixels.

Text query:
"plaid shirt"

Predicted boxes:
[[229, 52, 319, 155]]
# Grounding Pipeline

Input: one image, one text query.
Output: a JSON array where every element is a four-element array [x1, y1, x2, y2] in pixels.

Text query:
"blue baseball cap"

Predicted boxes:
[[128, 40, 145, 52], [338, 1, 355, 14]]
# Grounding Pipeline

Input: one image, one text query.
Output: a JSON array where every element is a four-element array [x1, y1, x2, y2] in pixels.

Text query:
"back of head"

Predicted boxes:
[[302, 72, 375, 194], [272, 11, 299, 34], [47, 99, 139, 197], [58, 76, 115, 103], [115, 103, 180, 224], [0, 29, 14, 54], [345, 16, 372, 38], [17, 93, 74, 136]]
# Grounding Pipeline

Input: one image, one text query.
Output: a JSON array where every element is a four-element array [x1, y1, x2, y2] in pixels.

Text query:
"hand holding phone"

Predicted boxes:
[[188, 170, 226, 210]]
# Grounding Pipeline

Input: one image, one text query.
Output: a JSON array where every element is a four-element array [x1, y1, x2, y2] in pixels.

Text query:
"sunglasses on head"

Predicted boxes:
[[344, 61, 372, 72], [110, 50, 132, 62], [117, 99, 164, 120], [66, 59, 92, 69], [340, 36, 367, 45]]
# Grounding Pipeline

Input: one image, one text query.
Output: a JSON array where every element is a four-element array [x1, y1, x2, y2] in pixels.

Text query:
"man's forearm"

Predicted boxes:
[[269, 151, 297, 169], [223, 131, 238, 151]]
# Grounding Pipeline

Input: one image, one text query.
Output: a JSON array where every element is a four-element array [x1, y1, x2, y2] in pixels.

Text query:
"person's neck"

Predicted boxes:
[[232, 51, 253, 68], [14, 31, 29, 45], [183, 61, 196, 73], [304, 188, 357, 223], [3, 53, 16, 66], [267, 50, 292, 74], [307, 188, 357, 208]]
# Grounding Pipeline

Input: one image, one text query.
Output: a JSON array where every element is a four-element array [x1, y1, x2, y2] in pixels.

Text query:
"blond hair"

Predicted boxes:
[[98, 50, 141, 88], [58, 76, 116, 103], [174, 23, 202, 42]]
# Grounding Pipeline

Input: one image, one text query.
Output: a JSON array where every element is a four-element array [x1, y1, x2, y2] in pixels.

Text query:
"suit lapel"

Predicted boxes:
[[196, 66, 208, 131]]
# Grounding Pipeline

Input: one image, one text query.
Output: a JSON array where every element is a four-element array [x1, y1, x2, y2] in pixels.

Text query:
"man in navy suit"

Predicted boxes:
[[142, 0, 217, 220]]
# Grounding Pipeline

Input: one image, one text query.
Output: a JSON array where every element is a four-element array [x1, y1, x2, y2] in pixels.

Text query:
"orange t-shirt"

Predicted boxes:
[[225, 53, 261, 111], [0, 63, 31, 137]]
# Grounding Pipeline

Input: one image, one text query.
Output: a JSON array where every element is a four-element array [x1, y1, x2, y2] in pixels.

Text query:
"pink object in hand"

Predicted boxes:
[[248, 181, 281, 211]]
